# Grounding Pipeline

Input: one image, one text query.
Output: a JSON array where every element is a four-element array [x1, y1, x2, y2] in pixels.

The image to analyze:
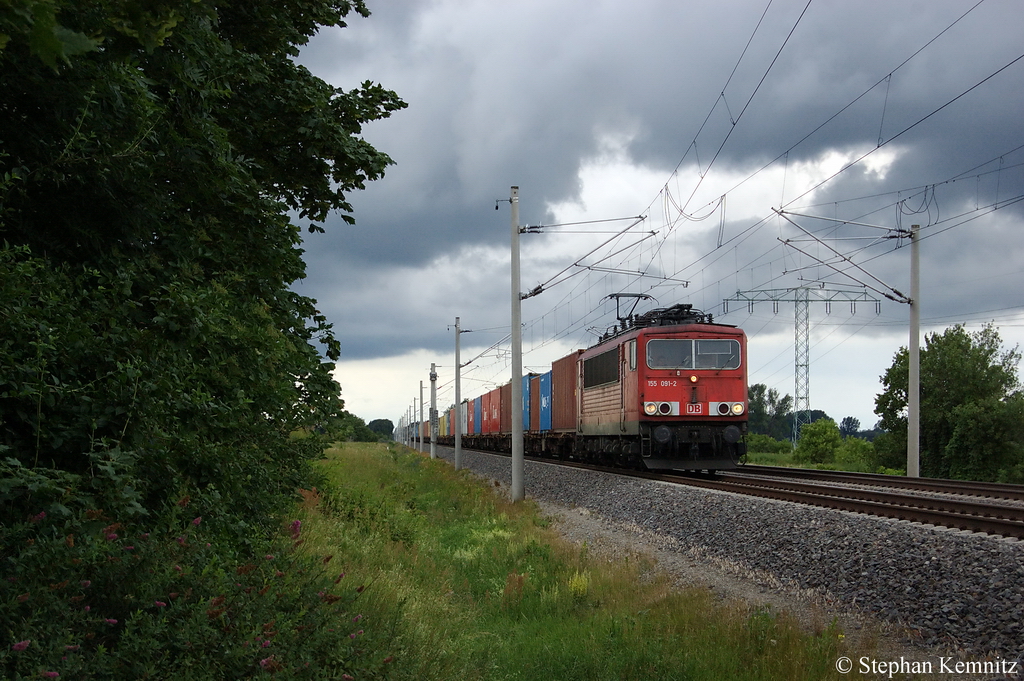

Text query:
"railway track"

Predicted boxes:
[[733, 464, 1024, 501], [513, 453, 1024, 539]]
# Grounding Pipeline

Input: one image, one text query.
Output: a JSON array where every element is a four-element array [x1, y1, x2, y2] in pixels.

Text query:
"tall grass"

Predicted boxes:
[[298, 442, 851, 680]]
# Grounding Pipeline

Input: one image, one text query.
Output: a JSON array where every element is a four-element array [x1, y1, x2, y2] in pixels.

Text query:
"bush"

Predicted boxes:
[[834, 437, 873, 472], [0, 486, 392, 679], [746, 433, 793, 455], [793, 419, 841, 464]]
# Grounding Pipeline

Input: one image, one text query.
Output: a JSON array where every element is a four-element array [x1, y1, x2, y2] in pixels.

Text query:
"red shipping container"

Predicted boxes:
[[499, 382, 512, 434], [481, 391, 492, 434], [467, 398, 476, 434], [551, 350, 583, 432], [486, 387, 501, 434]]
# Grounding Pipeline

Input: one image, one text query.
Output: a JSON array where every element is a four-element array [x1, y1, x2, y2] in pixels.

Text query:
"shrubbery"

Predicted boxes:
[[1, 486, 391, 679], [1, 0, 405, 675]]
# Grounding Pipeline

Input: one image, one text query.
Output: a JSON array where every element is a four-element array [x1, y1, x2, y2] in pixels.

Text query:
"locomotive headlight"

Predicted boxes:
[[644, 402, 658, 416], [731, 402, 745, 415], [689, 375, 698, 383]]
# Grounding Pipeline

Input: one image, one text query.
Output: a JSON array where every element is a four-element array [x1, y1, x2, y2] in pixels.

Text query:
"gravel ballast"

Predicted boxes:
[[435, 447, 1024, 663]]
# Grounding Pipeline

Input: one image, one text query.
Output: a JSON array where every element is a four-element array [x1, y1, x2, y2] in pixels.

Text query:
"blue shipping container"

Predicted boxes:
[[539, 371, 552, 431], [522, 374, 531, 431], [473, 397, 482, 435]]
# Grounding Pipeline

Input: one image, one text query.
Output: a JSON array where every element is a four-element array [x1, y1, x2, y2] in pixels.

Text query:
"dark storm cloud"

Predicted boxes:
[[295, 0, 1024, 363]]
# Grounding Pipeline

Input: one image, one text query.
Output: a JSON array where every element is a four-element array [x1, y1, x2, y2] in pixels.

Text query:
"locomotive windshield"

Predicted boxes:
[[646, 339, 740, 370]]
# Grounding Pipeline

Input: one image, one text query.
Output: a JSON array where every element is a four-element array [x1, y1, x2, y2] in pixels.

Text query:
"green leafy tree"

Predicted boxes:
[[1, 0, 404, 533], [747, 383, 793, 440], [367, 418, 395, 439], [838, 416, 860, 438], [874, 324, 1022, 480], [835, 436, 873, 472], [2, 1, 406, 675], [793, 418, 841, 464]]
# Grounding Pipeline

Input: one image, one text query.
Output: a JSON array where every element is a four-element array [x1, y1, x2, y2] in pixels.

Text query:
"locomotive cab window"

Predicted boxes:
[[646, 339, 694, 369], [647, 339, 740, 370], [695, 339, 740, 369]]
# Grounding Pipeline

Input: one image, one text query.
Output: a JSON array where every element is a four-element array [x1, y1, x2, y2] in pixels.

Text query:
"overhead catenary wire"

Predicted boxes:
[[450, 2, 1022, 419]]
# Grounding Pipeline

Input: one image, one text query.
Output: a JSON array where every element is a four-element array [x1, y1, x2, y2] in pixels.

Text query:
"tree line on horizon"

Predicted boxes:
[[747, 324, 1024, 483]]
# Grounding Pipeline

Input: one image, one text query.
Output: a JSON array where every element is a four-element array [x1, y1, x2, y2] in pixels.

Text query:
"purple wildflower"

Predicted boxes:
[[104, 618, 117, 624], [289, 520, 301, 539], [192, 516, 201, 526], [11, 640, 30, 651], [154, 601, 167, 607]]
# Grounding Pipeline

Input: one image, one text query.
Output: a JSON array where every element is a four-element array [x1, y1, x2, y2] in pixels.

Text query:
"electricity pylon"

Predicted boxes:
[[724, 286, 881, 441]]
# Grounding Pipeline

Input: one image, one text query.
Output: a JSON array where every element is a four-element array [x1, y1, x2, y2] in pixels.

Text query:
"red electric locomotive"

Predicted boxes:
[[437, 304, 747, 472], [574, 303, 747, 471]]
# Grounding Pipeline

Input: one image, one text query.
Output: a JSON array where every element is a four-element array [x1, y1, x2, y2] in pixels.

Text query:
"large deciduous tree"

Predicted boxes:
[[874, 324, 1024, 481], [1, 0, 405, 529], [746, 383, 793, 441]]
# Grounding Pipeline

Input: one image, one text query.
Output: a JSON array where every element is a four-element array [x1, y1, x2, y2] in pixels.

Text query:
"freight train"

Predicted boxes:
[[427, 304, 747, 472]]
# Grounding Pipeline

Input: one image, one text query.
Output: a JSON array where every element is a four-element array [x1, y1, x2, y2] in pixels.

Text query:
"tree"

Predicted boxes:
[[747, 383, 793, 440], [368, 418, 395, 439], [838, 416, 860, 438], [1, 0, 405, 529], [874, 324, 1022, 480], [794, 418, 841, 464], [1, 3, 406, 675]]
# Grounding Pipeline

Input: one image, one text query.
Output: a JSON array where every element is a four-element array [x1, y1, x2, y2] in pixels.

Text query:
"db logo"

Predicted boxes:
[[686, 404, 703, 415]]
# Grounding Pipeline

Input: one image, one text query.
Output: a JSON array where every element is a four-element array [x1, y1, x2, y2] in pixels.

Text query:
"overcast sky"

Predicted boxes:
[[294, 0, 1024, 430]]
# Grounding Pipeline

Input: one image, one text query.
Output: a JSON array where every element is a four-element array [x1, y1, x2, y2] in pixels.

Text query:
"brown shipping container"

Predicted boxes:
[[499, 382, 512, 434], [529, 375, 541, 433], [551, 350, 583, 431]]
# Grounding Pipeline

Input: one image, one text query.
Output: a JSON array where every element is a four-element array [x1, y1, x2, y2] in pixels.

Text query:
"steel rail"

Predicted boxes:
[[655, 473, 1024, 539], [734, 465, 1024, 501]]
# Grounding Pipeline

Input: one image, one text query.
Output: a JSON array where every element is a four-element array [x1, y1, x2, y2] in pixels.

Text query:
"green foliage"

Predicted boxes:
[[793, 419, 841, 464], [1, 0, 405, 519], [838, 416, 860, 438], [0, 496, 392, 678], [1, 0, 406, 674], [833, 437, 873, 473], [0, 0, 101, 67], [366, 419, 395, 439], [327, 411, 381, 443], [874, 324, 1022, 480], [746, 384, 793, 440], [745, 433, 793, 456], [942, 397, 1024, 481]]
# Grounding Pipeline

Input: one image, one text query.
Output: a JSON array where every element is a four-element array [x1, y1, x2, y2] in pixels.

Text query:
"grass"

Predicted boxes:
[[297, 442, 856, 680]]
